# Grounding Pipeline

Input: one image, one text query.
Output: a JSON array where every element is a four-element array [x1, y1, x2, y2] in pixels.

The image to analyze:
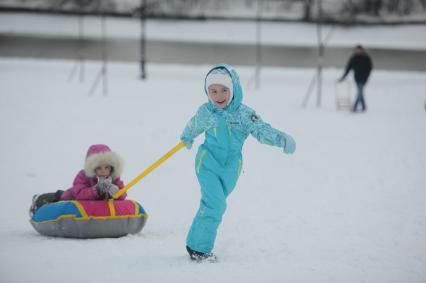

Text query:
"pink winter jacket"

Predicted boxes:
[[60, 170, 127, 200]]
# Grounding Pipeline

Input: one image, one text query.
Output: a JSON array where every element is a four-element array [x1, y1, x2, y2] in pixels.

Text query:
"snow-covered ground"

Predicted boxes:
[[0, 57, 425, 283], [1, 13, 426, 50]]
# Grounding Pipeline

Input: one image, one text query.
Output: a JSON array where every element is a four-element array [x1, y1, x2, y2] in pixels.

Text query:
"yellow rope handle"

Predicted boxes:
[[113, 142, 185, 199]]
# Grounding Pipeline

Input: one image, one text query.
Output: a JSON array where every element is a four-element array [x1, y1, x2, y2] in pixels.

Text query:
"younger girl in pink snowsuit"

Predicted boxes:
[[30, 144, 127, 214]]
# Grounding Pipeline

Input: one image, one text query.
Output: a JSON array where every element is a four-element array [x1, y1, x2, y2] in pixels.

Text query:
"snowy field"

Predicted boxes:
[[0, 58, 426, 283]]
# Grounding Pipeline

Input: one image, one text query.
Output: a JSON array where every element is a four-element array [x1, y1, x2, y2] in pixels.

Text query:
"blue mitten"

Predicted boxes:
[[282, 133, 296, 154], [181, 138, 193, 150]]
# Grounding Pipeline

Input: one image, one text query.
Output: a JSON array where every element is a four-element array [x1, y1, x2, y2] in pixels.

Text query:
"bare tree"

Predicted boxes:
[[303, 0, 313, 21]]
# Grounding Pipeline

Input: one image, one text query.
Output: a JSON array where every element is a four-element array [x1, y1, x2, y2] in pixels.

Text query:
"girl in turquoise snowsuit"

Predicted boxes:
[[181, 64, 296, 261]]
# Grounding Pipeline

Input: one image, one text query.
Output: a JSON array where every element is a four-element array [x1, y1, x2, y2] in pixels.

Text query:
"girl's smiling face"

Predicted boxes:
[[95, 165, 112, 178], [208, 84, 231, 109]]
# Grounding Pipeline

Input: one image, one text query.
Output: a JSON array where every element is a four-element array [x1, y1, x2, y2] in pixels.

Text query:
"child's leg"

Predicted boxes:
[[223, 159, 242, 198], [187, 169, 227, 254], [33, 190, 64, 209]]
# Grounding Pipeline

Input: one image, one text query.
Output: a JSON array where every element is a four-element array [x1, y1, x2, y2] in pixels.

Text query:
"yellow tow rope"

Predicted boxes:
[[113, 142, 185, 199]]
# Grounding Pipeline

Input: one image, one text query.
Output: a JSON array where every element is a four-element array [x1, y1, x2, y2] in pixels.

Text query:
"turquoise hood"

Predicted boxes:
[[204, 64, 243, 112]]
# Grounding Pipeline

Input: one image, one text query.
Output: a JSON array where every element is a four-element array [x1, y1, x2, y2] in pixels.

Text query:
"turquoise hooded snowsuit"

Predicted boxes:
[[181, 64, 288, 253]]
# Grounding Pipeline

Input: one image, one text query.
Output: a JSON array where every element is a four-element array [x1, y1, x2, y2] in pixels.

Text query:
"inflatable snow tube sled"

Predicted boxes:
[[30, 199, 148, 238]]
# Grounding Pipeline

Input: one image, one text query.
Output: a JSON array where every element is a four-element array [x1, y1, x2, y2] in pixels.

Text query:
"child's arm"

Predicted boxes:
[[180, 103, 214, 149], [68, 170, 100, 200], [241, 105, 296, 154]]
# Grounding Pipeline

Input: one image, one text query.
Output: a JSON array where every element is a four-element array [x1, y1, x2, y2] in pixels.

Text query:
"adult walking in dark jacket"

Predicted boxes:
[[338, 45, 373, 112]]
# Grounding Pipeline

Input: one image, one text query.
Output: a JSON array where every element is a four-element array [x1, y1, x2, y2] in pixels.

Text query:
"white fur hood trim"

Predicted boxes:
[[84, 151, 123, 179]]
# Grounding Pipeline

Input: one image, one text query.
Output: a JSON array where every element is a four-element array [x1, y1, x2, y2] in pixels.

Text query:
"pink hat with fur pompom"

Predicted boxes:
[[84, 144, 123, 179]]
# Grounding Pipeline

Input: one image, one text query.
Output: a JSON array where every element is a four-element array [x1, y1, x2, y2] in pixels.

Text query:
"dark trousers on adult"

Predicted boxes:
[[353, 82, 366, 112]]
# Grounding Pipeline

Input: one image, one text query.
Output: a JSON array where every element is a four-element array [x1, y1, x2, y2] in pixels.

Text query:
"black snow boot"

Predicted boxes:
[[186, 246, 217, 263], [29, 190, 64, 217]]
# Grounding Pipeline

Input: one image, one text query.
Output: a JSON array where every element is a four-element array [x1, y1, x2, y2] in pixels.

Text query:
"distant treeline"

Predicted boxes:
[[1, 0, 425, 24]]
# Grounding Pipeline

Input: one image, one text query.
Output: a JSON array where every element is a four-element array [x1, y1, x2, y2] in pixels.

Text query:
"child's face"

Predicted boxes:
[[95, 165, 112, 178], [208, 84, 231, 109]]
